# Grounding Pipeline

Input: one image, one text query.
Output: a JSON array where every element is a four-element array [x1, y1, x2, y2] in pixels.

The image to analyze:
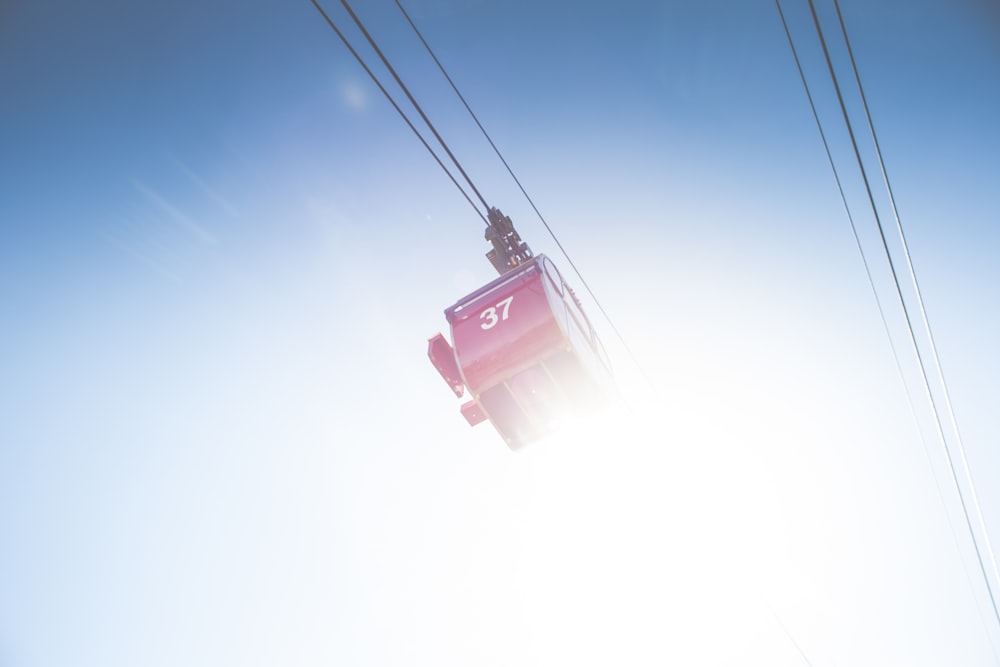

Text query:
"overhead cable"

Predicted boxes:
[[309, 0, 487, 224], [335, 0, 491, 213], [776, 0, 998, 649], [800, 0, 1000, 631], [831, 0, 1000, 597]]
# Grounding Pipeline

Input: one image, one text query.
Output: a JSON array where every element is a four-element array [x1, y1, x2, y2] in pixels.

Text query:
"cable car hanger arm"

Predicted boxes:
[[485, 206, 533, 276]]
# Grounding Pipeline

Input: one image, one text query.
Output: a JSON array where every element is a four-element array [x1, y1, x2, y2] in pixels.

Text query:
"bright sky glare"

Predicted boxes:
[[1, 1, 999, 665]]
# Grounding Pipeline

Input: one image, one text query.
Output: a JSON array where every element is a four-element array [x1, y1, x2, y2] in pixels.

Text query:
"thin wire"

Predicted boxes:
[[336, 0, 491, 213], [832, 0, 1000, 595], [776, 1, 999, 655], [393, 0, 647, 382], [774, 0, 931, 498], [309, 0, 487, 224], [775, 0, 905, 393], [766, 604, 814, 666], [805, 0, 1000, 630]]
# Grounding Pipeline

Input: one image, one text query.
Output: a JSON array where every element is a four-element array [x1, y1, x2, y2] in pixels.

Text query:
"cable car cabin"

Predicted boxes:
[[427, 254, 611, 450]]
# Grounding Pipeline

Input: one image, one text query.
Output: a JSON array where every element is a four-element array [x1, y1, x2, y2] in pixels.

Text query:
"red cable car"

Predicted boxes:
[[428, 240, 612, 449]]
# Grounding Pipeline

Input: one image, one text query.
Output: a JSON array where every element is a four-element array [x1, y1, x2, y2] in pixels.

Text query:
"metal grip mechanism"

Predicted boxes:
[[485, 207, 532, 275]]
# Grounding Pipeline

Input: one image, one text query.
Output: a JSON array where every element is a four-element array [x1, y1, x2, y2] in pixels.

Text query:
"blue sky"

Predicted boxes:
[[1, 1, 999, 665]]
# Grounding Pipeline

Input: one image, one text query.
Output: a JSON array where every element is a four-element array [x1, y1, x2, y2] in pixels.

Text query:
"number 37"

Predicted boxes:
[[480, 296, 514, 330]]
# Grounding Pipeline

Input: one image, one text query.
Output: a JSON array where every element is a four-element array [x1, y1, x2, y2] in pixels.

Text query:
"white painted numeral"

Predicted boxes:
[[480, 307, 498, 329], [497, 296, 513, 321], [480, 296, 515, 330]]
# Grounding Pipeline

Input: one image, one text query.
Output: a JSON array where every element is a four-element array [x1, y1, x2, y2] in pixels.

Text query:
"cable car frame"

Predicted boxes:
[[428, 253, 612, 449]]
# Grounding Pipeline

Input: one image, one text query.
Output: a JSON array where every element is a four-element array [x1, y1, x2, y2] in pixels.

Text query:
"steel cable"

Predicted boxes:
[[804, 0, 1000, 632], [777, 1, 1000, 655], [832, 0, 1000, 600], [309, 0, 487, 224], [336, 0, 491, 213]]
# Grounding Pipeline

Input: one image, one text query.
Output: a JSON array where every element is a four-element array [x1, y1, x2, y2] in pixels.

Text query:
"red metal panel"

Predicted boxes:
[[431, 255, 612, 449], [447, 260, 564, 394], [459, 400, 487, 426], [427, 333, 464, 398]]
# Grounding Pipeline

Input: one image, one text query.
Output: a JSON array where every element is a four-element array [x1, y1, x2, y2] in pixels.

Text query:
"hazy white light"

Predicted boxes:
[[341, 81, 368, 111]]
